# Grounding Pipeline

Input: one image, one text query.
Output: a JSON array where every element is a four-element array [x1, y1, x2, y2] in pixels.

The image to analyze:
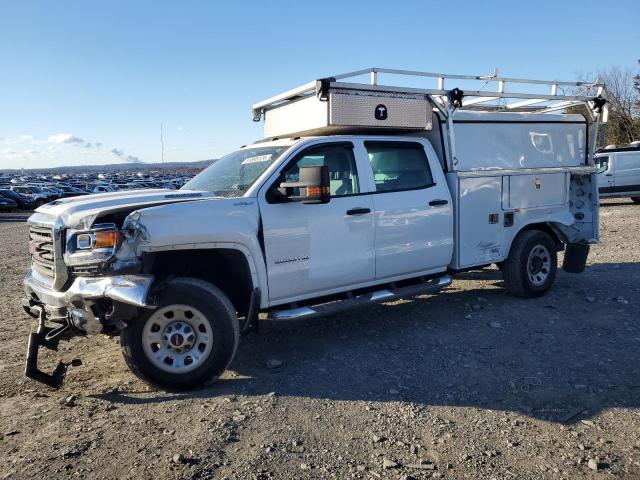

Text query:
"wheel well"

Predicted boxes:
[[146, 249, 253, 316], [518, 223, 565, 251]]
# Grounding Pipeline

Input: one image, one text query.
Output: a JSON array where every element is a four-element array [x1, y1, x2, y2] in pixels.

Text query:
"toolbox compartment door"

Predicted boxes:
[[506, 173, 568, 209]]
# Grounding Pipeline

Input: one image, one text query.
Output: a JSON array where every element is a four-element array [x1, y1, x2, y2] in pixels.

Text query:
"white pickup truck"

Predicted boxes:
[[23, 68, 608, 389]]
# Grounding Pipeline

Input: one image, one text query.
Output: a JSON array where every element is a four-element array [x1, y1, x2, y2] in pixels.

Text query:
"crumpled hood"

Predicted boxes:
[[125, 196, 261, 253], [33, 189, 217, 228]]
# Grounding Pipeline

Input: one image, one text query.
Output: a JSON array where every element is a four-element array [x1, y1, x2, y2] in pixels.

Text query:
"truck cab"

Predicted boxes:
[[21, 68, 608, 390], [248, 136, 453, 303]]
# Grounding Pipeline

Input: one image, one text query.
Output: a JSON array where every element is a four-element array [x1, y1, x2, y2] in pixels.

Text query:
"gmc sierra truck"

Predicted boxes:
[[22, 68, 608, 389]]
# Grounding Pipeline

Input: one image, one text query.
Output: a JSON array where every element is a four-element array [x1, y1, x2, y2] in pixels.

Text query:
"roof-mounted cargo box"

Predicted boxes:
[[261, 86, 433, 139]]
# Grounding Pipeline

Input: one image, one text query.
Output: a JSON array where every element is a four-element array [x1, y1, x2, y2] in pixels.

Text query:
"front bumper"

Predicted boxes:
[[23, 269, 154, 388], [24, 269, 154, 334]]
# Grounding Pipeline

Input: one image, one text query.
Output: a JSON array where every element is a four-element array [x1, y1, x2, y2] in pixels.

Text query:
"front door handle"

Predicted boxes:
[[429, 199, 449, 207], [605, 174, 612, 176], [346, 207, 371, 215]]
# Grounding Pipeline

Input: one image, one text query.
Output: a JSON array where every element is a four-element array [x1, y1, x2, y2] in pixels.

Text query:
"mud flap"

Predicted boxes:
[[240, 288, 260, 335], [25, 309, 72, 388], [563, 243, 590, 273]]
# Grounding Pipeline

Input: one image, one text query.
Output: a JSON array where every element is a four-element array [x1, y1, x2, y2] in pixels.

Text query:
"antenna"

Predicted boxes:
[[160, 122, 164, 164]]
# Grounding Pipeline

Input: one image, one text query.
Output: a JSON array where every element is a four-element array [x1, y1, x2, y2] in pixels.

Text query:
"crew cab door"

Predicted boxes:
[[361, 140, 454, 279], [258, 142, 375, 303]]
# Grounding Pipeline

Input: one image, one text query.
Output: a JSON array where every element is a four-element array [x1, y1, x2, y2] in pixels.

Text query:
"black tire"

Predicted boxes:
[[631, 197, 640, 204], [502, 230, 557, 298], [120, 277, 239, 390]]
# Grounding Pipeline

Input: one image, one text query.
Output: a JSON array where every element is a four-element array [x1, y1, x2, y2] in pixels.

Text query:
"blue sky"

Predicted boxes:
[[1, 0, 638, 169]]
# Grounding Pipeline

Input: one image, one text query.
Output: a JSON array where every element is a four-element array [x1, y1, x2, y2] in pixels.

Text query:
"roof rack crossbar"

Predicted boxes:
[[333, 67, 603, 87], [252, 67, 607, 120]]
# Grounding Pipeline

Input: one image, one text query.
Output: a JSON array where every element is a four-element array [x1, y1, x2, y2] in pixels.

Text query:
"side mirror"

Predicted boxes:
[[279, 165, 330, 204]]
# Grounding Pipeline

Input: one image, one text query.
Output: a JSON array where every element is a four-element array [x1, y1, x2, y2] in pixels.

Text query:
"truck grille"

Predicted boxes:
[[29, 225, 56, 279]]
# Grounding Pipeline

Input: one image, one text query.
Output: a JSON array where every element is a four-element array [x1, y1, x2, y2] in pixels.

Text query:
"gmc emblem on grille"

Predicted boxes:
[[375, 104, 388, 120]]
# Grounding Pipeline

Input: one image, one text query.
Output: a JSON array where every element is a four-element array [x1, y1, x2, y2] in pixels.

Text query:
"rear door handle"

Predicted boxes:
[[605, 174, 612, 176], [429, 199, 449, 206], [346, 207, 371, 215]]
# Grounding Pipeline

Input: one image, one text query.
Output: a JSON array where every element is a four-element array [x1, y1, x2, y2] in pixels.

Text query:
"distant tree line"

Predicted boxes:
[[568, 60, 639, 148], [602, 60, 640, 146]]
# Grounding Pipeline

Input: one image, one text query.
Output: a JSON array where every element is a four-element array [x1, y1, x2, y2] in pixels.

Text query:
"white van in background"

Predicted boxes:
[[595, 145, 640, 203]]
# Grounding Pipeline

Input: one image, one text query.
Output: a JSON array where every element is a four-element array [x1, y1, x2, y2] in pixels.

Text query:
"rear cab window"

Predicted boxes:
[[364, 141, 434, 192]]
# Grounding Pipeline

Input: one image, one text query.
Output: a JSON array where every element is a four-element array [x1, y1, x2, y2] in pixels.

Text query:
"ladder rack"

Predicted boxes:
[[252, 68, 608, 167], [252, 67, 608, 122]]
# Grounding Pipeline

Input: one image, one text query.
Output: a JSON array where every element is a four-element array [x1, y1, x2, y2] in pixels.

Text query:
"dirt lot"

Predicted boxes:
[[0, 200, 639, 480]]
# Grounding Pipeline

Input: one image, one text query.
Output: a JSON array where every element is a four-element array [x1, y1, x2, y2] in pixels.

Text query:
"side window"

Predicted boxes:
[[281, 144, 359, 197], [595, 156, 609, 174], [365, 142, 434, 192]]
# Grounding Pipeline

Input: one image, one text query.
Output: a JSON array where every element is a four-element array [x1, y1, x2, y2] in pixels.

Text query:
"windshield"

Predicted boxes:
[[181, 146, 288, 197]]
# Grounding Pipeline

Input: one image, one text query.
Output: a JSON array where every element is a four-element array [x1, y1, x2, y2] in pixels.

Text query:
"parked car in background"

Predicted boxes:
[[595, 145, 640, 203], [10, 185, 56, 207], [57, 185, 89, 197], [37, 185, 65, 199], [0, 196, 18, 211], [0, 189, 36, 210], [89, 184, 117, 194]]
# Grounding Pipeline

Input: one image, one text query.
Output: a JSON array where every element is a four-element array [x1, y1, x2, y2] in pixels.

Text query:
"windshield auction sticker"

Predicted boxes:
[[241, 154, 272, 165]]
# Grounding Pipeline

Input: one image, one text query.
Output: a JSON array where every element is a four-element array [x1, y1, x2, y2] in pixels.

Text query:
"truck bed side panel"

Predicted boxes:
[[447, 169, 598, 270]]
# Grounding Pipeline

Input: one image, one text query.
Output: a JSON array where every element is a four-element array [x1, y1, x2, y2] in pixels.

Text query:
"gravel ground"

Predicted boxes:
[[0, 200, 639, 480]]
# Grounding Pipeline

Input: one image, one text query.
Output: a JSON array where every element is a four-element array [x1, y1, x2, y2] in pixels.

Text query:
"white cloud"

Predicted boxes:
[[48, 133, 86, 145], [0, 132, 145, 169]]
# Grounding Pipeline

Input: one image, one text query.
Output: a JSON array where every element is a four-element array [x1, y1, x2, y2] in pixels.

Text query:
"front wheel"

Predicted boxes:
[[502, 230, 557, 298], [120, 277, 239, 390]]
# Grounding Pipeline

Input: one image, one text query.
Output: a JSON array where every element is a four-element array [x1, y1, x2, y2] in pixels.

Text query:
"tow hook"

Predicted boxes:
[[25, 307, 74, 388]]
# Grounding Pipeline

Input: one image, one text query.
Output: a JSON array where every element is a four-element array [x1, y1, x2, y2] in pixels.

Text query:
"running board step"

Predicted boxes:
[[267, 274, 452, 321]]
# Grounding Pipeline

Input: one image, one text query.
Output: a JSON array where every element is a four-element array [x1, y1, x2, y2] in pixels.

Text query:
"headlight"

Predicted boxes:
[[75, 229, 121, 250], [76, 234, 93, 249], [65, 223, 122, 268]]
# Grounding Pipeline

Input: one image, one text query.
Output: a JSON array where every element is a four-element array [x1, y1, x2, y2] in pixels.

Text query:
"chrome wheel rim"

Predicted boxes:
[[142, 304, 213, 373], [527, 244, 551, 286]]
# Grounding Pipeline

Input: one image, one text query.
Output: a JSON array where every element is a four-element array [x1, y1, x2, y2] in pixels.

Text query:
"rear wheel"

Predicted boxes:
[[120, 277, 239, 390], [631, 197, 640, 204], [502, 230, 557, 298]]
